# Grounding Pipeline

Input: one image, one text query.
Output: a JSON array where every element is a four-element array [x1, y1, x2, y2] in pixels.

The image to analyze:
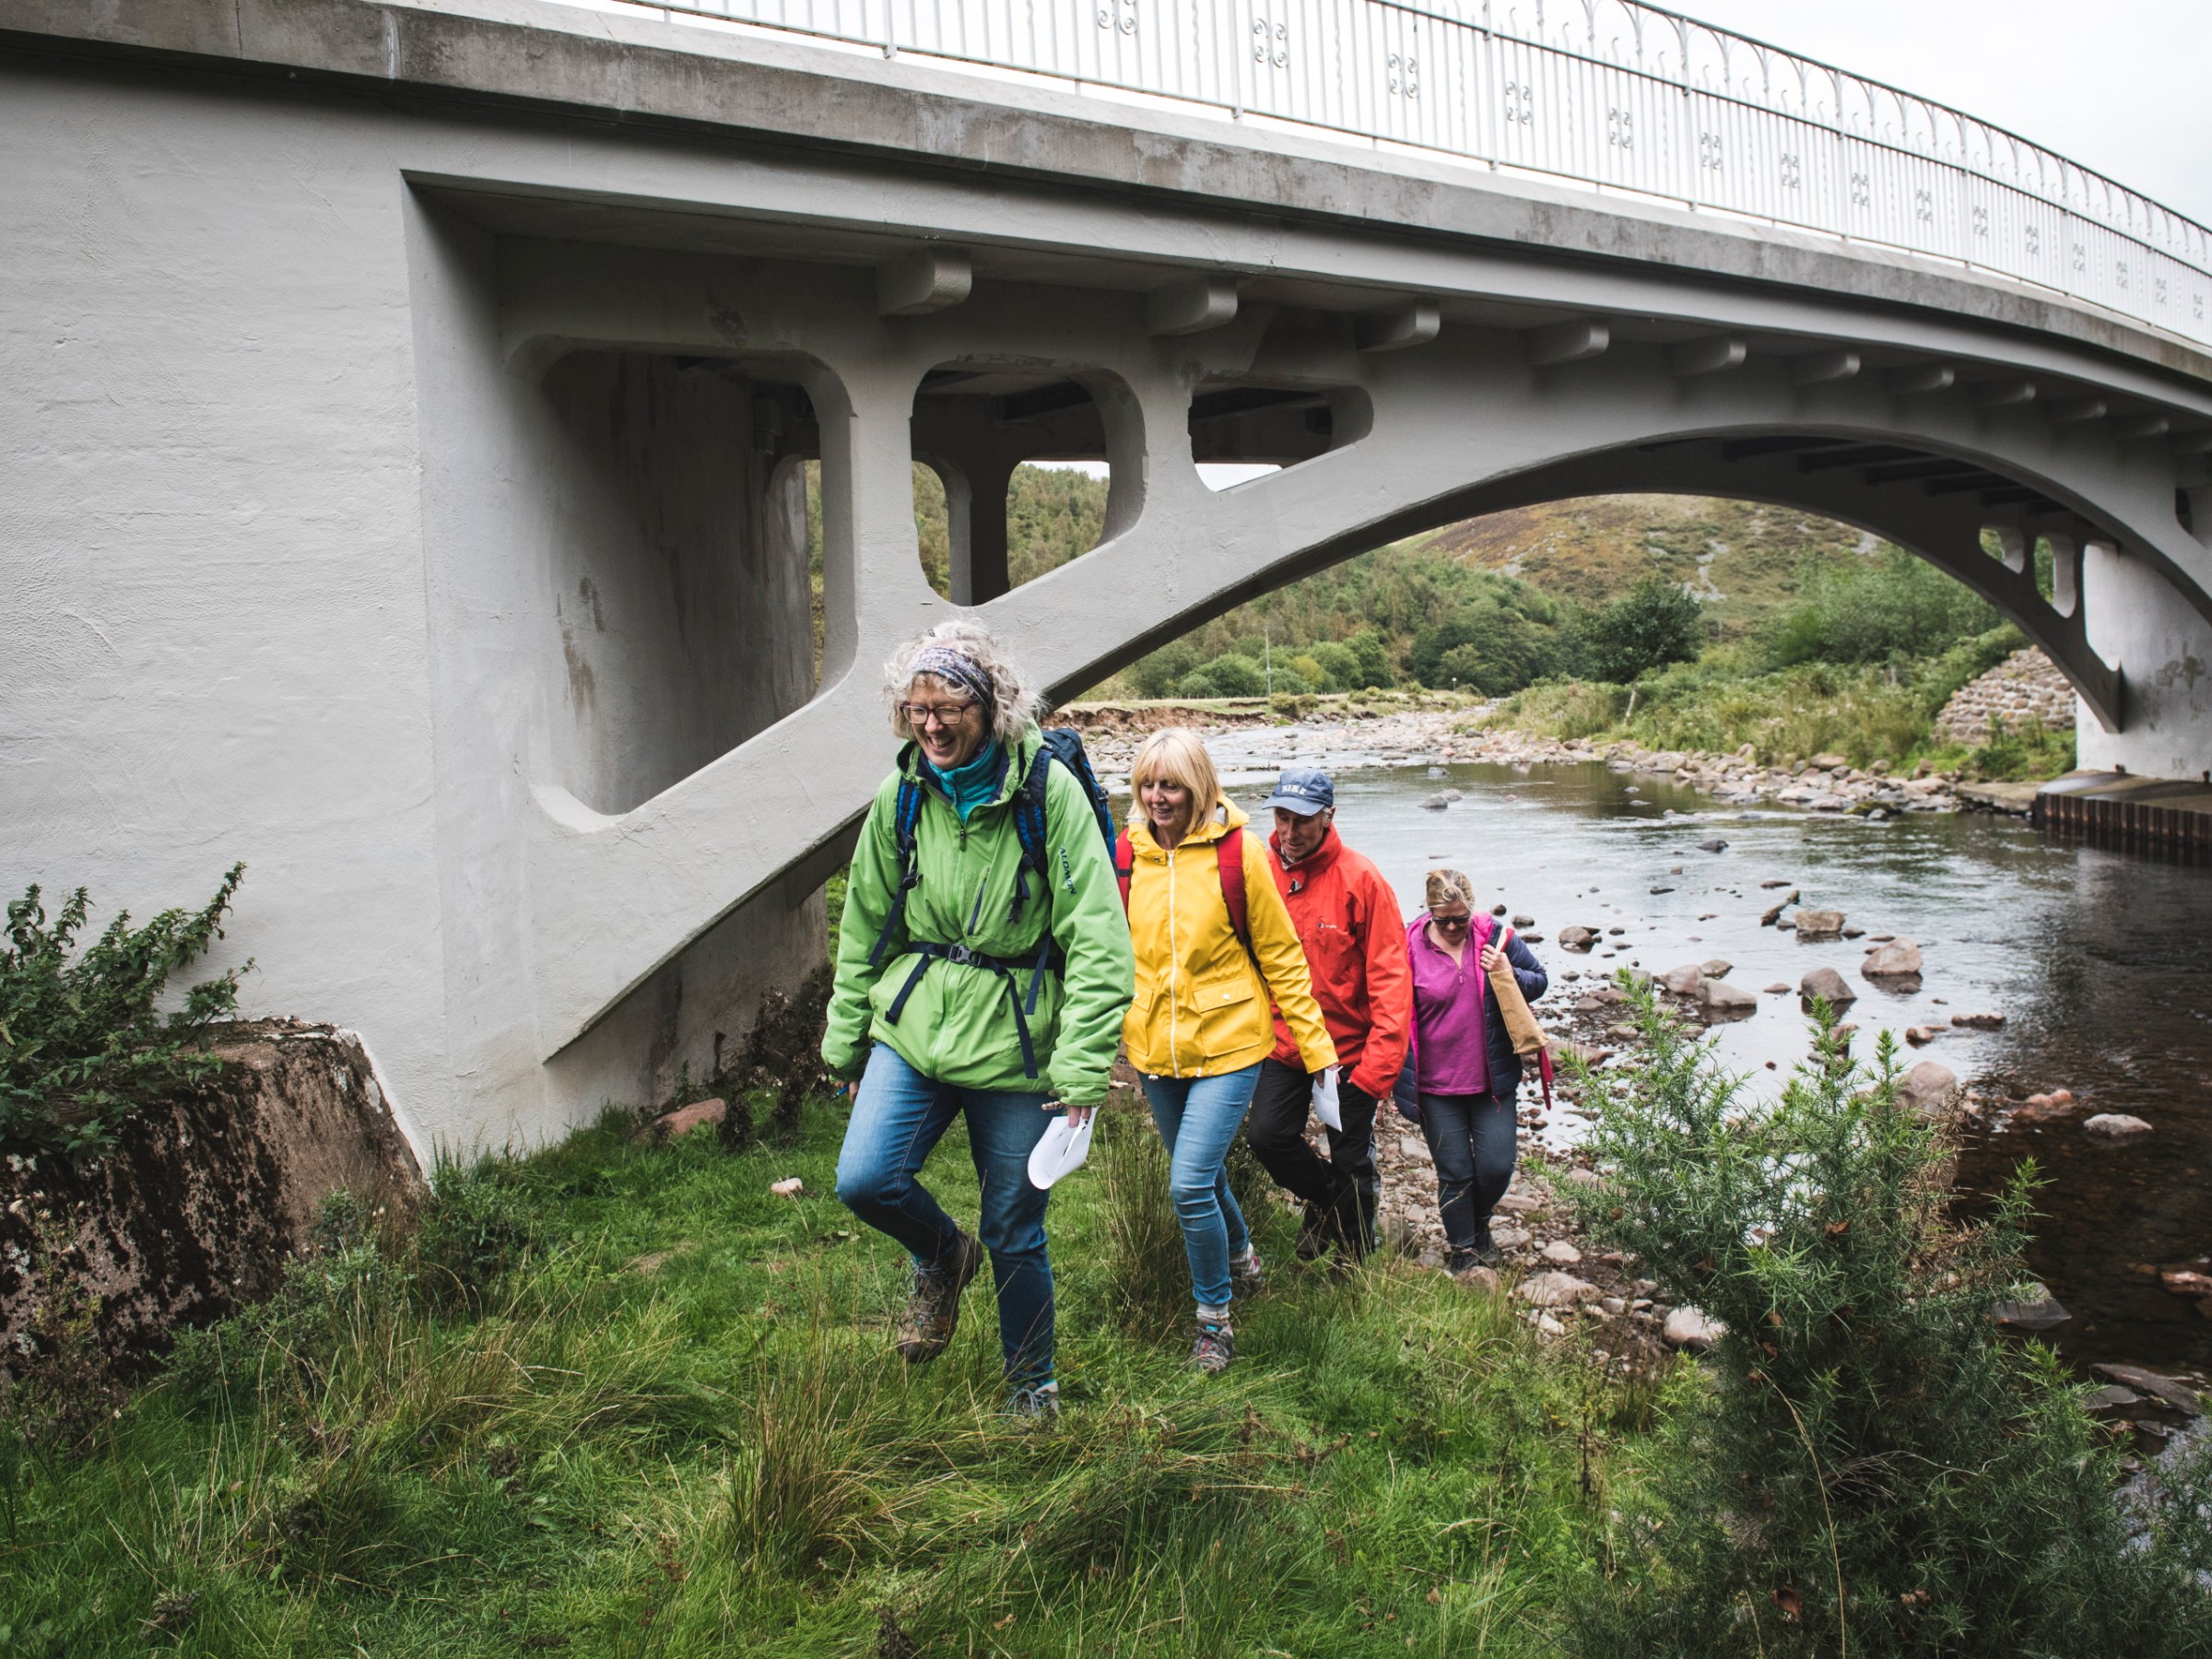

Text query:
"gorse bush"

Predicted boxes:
[[0, 865, 249, 1156], [1566, 986, 2212, 1658]]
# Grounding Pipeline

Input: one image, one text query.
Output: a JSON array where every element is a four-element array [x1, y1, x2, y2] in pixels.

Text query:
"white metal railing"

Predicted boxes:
[[596, 0, 2212, 348]]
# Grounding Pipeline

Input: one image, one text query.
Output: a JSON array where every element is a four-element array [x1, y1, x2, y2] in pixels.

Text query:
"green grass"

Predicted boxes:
[[0, 1097, 1634, 1657]]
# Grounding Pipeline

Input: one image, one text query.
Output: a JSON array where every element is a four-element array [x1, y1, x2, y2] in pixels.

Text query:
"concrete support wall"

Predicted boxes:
[[2079, 541, 2212, 778]]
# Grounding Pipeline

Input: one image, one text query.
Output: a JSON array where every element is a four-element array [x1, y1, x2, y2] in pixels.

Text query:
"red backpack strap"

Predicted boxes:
[[1113, 831, 1133, 913], [1216, 830, 1253, 955]]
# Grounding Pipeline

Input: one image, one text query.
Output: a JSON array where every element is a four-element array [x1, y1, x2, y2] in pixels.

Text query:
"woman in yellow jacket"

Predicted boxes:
[[1120, 728, 1336, 1374]]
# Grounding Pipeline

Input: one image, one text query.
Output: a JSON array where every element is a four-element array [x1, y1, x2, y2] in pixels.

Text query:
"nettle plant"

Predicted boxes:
[[0, 865, 249, 1157], [1565, 983, 2212, 1658]]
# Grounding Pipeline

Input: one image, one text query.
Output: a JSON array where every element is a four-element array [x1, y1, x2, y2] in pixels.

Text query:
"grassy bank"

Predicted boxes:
[[1488, 629, 2076, 781], [0, 1099, 1633, 1657]]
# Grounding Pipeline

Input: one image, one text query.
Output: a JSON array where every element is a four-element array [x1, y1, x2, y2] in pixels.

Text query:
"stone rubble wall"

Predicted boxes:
[[1933, 648, 2075, 745]]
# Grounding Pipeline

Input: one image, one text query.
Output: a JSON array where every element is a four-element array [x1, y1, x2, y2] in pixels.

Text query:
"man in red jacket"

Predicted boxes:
[[1244, 766, 1413, 1262]]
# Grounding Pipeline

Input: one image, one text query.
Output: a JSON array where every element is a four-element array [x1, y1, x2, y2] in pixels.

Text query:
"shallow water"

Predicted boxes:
[[1185, 724, 2212, 1376]]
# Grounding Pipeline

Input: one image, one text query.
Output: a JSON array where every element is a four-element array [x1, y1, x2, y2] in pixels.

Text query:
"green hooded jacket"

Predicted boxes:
[[821, 727, 1135, 1106]]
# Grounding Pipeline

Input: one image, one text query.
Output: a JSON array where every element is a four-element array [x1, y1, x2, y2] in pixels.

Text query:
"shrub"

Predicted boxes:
[[1178, 653, 1266, 699], [1769, 547, 2002, 666], [411, 1159, 538, 1312], [1565, 987, 2212, 1657], [1578, 578, 1704, 683], [0, 865, 249, 1156]]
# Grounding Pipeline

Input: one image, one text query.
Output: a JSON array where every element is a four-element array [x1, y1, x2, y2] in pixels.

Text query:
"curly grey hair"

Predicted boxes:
[[883, 618, 1042, 747]]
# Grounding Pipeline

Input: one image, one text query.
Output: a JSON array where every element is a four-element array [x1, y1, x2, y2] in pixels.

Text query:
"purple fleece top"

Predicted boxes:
[[1406, 914, 1488, 1096]]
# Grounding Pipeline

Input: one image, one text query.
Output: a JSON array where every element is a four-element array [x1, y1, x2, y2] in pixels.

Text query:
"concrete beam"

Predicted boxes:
[[1788, 348, 1860, 386], [2048, 394, 2108, 424], [876, 247, 971, 315], [2112, 412, 2171, 440], [1355, 299, 1441, 354], [2172, 429, 2212, 455], [1888, 363, 1956, 395], [1524, 317, 1609, 366], [1147, 274, 1238, 336], [1972, 377, 2038, 409], [1669, 335, 1748, 378]]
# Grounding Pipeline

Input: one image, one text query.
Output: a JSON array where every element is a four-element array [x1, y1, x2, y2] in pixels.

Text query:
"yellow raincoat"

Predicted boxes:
[[1121, 802, 1337, 1079]]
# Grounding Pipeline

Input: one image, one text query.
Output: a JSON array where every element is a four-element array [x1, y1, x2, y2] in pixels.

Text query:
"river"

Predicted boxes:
[[1116, 720, 2212, 1380]]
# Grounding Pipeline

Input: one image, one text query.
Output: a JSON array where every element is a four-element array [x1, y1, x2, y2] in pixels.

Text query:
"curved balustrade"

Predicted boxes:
[[593, 0, 2212, 347]]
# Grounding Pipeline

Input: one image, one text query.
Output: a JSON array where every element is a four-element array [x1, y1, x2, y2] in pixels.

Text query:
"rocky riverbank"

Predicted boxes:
[[1066, 699, 2005, 817]]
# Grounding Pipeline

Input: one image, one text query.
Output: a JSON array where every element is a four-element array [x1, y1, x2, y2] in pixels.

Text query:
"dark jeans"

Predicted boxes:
[[1418, 1090, 1517, 1252], [834, 1043, 1056, 1387], [1245, 1056, 1379, 1248]]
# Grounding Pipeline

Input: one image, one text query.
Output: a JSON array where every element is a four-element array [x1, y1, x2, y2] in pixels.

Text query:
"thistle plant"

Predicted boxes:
[[1566, 982, 2212, 1657]]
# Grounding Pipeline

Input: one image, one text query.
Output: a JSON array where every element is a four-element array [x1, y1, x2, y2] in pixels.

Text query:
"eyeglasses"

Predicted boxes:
[[900, 701, 977, 729], [1429, 912, 1472, 931]]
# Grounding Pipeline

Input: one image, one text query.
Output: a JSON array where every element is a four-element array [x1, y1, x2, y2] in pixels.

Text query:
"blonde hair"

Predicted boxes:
[[1425, 868, 1477, 912], [882, 618, 1041, 747], [1129, 727, 1228, 840]]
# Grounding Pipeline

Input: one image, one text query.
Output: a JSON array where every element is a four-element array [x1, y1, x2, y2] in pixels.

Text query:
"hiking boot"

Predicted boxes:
[[894, 1232, 985, 1364], [1190, 1318, 1235, 1375], [1445, 1238, 1501, 1277], [1230, 1247, 1266, 1297], [1294, 1206, 1330, 1262], [1006, 1382, 1061, 1421]]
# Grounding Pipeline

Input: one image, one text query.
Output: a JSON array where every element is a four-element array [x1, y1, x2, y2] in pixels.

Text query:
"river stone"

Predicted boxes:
[[2011, 1089, 2078, 1124], [1764, 982, 1791, 994], [1453, 1264, 1500, 1294], [1952, 1011, 2006, 1030], [1700, 958, 1733, 978], [1421, 794, 1449, 810], [1698, 838, 1729, 853], [651, 1097, 727, 1140], [1898, 1061, 1959, 1115], [2082, 1385, 2142, 1413], [1516, 1271, 1602, 1308], [2084, 1112, 2154, 1143], [1558, 925, 1597, 951], [1794, 909, 1846, 939], [1512, 913, 1535, 928], [1989, 1289, 2070, 1330], [2090, 1364, 2202, 1416], [1663, 1306, 1724, 1350], [1539, 1240, 1583, 1266], [2161, 1269, 2212, 1298], [1800, 966, 1857, 1007], [1658, 963, 1704, 995], [1490, 1225, 1534, 1251], [1809, 752, 1851, 770], [1700, 979, 1759, 1016], [1905, 1025, 1943, 1045], [770, 1176, 806, 1197], [1862, 938, 1924, 977]]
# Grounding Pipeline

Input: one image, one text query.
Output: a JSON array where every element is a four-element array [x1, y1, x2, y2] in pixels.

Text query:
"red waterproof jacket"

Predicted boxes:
[[1264, 826, 1414, 1099]]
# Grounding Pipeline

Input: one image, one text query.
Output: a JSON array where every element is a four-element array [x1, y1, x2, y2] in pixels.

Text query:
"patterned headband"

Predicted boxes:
[[907, 646, 997, 717]]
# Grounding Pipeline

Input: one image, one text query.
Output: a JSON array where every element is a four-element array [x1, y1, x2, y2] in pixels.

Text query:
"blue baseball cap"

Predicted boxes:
[[1263, 765, 1335, 817]]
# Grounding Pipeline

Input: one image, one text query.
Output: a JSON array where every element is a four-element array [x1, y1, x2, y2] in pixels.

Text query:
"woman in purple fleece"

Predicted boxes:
[[1397, 868, 1548, 1273]]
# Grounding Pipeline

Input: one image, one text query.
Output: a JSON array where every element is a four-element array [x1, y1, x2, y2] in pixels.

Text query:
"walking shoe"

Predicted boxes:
[[1190, 1318, 1235, 1375], [1230, 1247, 1266, 1296], [1445, 1241, 1501, 1277], [1006, 1382, 1061, 1421], [894, 1231, 985, 1363]]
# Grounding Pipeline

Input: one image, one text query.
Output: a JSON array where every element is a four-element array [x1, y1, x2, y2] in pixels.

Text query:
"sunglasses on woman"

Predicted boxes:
[[1430, 912, 1472, 932]]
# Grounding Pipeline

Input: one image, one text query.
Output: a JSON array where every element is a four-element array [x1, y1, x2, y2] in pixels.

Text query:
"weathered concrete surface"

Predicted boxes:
[[0, 1022, 423, 1376], [2, 0, 2210, 1151]]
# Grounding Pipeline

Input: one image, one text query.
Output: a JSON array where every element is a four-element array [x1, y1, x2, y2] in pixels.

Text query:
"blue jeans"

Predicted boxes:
[[1139, 1065, 1262, 1312], [1418, 1090, 1518, 1251], [835, 1044, 1056, 1388]]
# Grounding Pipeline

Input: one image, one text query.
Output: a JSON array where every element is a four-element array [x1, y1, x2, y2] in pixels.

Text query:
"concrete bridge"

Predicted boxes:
[[5, 0, 2210, 1152]]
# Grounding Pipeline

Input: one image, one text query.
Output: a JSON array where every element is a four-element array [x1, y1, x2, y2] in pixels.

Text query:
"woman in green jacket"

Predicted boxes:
[[824, 620, 1135, 1418]]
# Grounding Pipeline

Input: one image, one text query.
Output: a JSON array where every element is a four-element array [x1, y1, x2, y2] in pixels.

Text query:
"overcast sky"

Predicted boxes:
[[1673, 0, 2212, 222]]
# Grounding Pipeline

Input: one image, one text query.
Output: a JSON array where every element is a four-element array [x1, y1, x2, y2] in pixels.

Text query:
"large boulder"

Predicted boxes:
[[1700, 979, 1759, 1018], [1557, 925, 1597, 952], [1862, 938, 1924, 978], [1898, 1060, 1959, 1115], [1794, 909, 1846, 939], [0, 1021, 423, 1380], [1800, 966, 1857, 1007], [1658, 963, 1704, 996]]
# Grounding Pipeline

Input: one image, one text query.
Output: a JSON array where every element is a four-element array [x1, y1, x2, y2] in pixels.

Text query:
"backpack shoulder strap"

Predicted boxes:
[[866, 768, 929, 969], [1216, 829, 1253, 955], [1113, 830, 1134, 913]]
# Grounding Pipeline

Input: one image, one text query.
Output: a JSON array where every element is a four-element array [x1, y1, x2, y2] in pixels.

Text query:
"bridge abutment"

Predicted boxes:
[[2079, 541, 2212, 779]]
